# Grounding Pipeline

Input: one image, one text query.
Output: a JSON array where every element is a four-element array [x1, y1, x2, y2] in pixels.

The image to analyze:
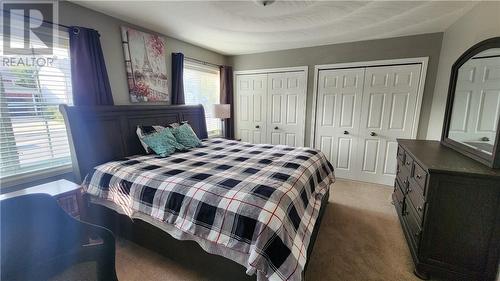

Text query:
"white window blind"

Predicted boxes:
[[183, 61, 221, 137], [0, 25, 73, 183]]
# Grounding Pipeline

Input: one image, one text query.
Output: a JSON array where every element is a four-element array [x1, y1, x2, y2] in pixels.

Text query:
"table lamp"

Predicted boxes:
[[213, 104, 231, 137]]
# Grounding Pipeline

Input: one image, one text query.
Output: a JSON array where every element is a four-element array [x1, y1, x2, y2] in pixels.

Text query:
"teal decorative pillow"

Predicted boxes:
[[162, 127, 187, 151], [141, 128, 186, 157], [172, 123, 202, 148]]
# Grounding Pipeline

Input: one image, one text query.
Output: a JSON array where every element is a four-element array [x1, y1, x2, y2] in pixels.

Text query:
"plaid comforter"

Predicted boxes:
[[83, 138, 335, 281]]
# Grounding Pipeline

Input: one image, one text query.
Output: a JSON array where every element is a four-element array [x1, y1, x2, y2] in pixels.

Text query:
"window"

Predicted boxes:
[[183, 61, 221, 137], [0, 25, 73, 184]]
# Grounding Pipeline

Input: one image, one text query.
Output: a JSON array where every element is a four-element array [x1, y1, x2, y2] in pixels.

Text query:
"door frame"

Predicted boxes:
[[310, 57, 429, 145], [234, 66, 308, 76], [234, 66, 309, 145]]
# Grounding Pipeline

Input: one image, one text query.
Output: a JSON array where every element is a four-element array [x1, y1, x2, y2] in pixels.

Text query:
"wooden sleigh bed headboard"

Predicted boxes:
[[60, 104, 208, 183]]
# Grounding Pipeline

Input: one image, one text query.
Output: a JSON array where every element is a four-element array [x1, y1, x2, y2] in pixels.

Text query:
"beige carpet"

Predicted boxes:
[[305, 179, 421, 281], [55, 179, 426, 281]]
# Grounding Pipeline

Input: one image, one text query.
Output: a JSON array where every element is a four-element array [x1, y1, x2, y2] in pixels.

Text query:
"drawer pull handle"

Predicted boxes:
[[344, 130, 349, 135], [255, 125, 260, 129], [407, 187, 412, 192], [416, 174, 421, 179], [417, 206, 423, 212], [403, 180, 407, 184], [406, 161, 410, 165], [370, 131, 376, 136]]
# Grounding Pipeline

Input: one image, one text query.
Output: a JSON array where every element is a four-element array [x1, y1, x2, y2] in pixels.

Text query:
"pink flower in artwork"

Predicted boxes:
[[149, 35, 165, 57], [132, 81, 151, 97]]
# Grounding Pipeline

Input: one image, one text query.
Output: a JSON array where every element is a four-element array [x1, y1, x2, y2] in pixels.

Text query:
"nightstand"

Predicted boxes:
[[0, 179, 83, 219]]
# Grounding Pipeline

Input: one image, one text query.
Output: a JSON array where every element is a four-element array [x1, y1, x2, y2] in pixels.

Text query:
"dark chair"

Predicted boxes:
[[1, 194, 118, 281]]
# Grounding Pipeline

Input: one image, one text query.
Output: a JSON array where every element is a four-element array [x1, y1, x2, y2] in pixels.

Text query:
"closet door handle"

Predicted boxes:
[[274, 126, 279, 130], [255, 125, 260, 129], [370, 131, 376, 136], [344, 130, 349, 135]]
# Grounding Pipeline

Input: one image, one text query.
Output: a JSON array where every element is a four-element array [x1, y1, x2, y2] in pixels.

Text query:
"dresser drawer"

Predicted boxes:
[[403, 152, 414, 173], [396, 161, 410, 188], [404, 198, 422, 248], [393, 179, 405, 214], [407, 178, 425, 223], [412, 161, 428, 193], [397, 145, 405, 162]]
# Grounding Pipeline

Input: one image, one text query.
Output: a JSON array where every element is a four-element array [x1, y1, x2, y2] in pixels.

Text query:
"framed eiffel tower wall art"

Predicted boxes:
[[121, 26, 169, 103]]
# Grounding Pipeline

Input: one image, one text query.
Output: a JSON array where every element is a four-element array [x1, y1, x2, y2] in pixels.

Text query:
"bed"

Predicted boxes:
[[60, 104, 334, 281]]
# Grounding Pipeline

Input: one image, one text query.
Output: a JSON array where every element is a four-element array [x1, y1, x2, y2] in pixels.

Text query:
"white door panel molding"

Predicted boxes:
[[235, 74, 268, 144], [314, 68, 365, 180], [267, 71, 307, 147]]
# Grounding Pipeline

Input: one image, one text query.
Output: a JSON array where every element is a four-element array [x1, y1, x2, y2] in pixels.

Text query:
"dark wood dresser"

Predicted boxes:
[[394, 139, 500, 281]]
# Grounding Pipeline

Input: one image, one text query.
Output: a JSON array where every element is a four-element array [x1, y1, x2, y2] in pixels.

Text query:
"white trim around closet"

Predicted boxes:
[[310, 57, 428, 146], [234, 66, 308, 75]]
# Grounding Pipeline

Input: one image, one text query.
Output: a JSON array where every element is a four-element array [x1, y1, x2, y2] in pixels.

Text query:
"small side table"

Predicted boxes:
[[0, 179, 83, 219]]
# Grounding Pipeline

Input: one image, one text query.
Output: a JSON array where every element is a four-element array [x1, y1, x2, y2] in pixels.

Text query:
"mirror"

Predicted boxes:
[[448, 48, 500, 155], [442, 37, 500, 168]]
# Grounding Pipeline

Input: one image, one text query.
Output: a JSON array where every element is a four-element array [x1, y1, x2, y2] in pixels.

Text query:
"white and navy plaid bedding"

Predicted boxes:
[[83, 138, 335, 281]]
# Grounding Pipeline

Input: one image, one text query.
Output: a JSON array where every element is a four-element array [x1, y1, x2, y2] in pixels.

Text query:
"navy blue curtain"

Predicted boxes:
[[220, 66, 234, 139], [171, 53, 185, 105], [69, 26, 113, 106]]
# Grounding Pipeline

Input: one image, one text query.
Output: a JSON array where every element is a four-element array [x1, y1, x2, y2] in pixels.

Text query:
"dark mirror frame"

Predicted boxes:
[[441, 37, 500, 169]]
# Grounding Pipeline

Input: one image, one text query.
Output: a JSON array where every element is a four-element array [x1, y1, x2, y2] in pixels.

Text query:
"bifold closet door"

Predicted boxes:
[[235, 74, 268, 143], [267, 71, 307, 146], [314, 68, 365, 180], [314, 63, 422, 185], [355, 64, 421, 185]]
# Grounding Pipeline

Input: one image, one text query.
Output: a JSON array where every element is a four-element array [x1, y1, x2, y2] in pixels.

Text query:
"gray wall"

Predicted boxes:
[[59, 1, 228, 105], [427, 1, 500, 140], [228, 33, 443, 146]]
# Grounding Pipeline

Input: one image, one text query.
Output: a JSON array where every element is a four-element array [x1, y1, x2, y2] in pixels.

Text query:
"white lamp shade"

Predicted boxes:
[[213, 104, 231, 119]]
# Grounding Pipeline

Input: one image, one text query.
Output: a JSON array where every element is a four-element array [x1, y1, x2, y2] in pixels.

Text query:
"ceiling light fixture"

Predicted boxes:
[[254, 0, 276, 7]]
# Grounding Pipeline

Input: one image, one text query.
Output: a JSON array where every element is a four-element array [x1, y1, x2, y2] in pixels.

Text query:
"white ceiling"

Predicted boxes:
[[74, 1, 477, 55]]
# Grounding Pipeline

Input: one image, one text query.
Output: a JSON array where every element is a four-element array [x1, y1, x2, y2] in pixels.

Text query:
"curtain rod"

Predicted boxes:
[[44, 19, 70, 30], [3, 9, 70, 29], [184, 56, 222, 68]]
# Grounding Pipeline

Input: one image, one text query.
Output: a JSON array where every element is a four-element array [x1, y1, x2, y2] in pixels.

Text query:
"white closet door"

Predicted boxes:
[[235, 74, 268, 144], [355, 64, 421, 185], [314, 68, 365, 180], [267, 71, 307, 146]]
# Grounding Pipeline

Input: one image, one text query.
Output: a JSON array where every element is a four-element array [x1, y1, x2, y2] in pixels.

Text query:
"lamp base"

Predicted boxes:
[[222, 119, 226, 137]]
